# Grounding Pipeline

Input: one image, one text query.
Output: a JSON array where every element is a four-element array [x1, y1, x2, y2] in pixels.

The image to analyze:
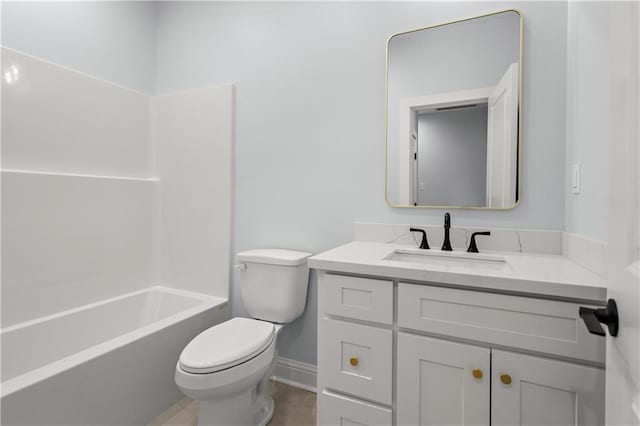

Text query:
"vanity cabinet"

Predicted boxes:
[[316, 272, 605, 426]]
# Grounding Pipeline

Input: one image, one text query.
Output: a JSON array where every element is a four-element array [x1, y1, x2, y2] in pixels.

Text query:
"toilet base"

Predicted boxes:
[[196, 391, 274, 426], [256, 396, 275, 426]]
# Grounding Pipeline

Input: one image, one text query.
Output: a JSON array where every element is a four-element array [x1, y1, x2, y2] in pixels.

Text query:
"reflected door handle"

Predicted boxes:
[[579, 299, 618, 337]]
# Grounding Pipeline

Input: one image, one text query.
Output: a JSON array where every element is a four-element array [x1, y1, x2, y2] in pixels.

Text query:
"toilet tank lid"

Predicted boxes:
[[237, 249, 312, 266]]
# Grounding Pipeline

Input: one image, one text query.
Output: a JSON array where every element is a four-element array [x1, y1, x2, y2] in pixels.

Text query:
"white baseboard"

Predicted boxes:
[[272, 356, 317, 393]]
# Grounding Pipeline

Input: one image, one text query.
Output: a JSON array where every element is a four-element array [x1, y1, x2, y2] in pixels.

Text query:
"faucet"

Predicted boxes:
[[441, 213, 452, 251], [409, 227, 430, 249], [467, 231, 491, 253]]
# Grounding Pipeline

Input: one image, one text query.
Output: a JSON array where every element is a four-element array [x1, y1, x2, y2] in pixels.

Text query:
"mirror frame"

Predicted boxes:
[[384, 9, 524, 210]]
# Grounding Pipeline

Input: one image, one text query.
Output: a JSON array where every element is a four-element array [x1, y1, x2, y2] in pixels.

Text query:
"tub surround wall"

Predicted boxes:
[[1, 48, 157, 327], [1, 48, 153, 177], [153, 86, 234, 299], [1, 171, 156, 327], [1, 49, 233, 320], [1, 48, 234, 425]]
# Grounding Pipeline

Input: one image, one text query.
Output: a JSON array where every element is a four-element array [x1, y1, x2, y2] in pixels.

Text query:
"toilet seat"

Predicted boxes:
[[179, 318, 275, 374]]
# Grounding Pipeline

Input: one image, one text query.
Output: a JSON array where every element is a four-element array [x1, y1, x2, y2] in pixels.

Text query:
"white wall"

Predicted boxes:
[[155, 1, 568, 364], [1, 1, 157, 94], [417, 107, 488, 206], [565, 2, 610, 241], [1, 48, 156, 327], [1, 46, 235, 326], [1, 48, 152, 177], [153, 85, 234, 300]]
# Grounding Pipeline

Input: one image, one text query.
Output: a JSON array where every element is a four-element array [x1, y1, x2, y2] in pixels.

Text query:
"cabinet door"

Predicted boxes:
[[397, 333, 490, 426], [492, 350, 605, 426]]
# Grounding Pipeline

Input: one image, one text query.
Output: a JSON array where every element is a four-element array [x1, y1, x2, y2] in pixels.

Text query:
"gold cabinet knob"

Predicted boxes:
[[500, 373, 512, 385], [349, 357, 358, 367], [472, 368, 483, 379]]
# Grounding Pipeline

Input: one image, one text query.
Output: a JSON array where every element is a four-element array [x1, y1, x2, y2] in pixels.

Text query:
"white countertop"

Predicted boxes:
[[308, 241, 607, 303]]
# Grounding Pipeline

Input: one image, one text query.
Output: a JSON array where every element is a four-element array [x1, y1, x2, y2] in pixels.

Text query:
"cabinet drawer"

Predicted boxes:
[[398, 283, 605, 364], [318, 318, 392, 405], [317, 391, 392, 426], [320, 274, 393, 324]]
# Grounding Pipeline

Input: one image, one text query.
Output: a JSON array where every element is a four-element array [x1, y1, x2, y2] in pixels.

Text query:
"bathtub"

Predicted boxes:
[[1, 286, 229, 425]]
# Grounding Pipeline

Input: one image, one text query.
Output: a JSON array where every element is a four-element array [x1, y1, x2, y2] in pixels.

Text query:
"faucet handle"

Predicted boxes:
[[409, 227, 430, 250], [467, 231, 491, 253]]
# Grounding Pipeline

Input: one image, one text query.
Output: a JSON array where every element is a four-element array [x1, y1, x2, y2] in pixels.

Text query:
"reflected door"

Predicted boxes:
[[486, 63, 519, 208]]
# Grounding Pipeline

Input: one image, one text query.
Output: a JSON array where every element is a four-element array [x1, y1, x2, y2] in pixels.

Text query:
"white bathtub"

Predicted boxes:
[[1, 286, 229, 425]]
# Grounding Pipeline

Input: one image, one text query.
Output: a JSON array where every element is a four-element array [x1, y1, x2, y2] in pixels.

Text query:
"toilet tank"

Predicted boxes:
[[236, 249, 312, 324]]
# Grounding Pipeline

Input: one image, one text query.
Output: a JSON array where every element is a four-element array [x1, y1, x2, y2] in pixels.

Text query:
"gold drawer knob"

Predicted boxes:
[[500, 373, 512, 385], [349, 357, 359, 367], [472, 368, 483, 379]]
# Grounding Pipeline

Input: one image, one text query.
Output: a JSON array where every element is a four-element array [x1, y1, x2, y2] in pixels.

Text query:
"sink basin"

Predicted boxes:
[[384, 248, 506, 265]]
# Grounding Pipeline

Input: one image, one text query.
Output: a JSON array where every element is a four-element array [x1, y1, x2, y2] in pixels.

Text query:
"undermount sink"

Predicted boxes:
[[384, 248, 506, 265]]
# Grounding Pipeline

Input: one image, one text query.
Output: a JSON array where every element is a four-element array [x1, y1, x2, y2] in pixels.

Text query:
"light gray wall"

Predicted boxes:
[[417, 107, 488, 207], [1, 1, 157, 94], [155, 1, 568, 365], [387, 11, 520, 202], [565, 2, 609, 241]]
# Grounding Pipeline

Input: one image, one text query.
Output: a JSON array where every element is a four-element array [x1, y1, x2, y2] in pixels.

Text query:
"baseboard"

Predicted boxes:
[[271, 356, 317, 393]]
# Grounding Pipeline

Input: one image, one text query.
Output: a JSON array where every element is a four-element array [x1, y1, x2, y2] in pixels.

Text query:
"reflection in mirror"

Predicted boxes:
[[385, 10, 522, 209]]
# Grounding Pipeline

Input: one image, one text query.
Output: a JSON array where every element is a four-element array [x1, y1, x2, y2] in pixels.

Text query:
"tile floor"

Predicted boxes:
[[148, 380, 316, 426]]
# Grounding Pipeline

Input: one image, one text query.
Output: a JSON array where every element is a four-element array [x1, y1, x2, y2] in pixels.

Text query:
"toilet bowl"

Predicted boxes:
[[175, 318, 278, 426], [175, 249, 311, 426]]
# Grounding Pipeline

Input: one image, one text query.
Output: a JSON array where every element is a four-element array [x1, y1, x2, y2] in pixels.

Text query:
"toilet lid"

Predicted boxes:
[[179, 318, 275, 374]]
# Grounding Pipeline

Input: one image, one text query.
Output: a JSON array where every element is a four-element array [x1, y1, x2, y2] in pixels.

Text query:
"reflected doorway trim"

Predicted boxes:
[[397, 87, 493, 206]]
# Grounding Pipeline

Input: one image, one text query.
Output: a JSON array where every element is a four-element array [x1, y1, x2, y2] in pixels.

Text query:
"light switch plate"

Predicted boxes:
[[572, 163, 581, 194]]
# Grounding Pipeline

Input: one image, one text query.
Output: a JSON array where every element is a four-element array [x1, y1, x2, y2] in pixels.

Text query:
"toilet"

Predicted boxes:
[[175, 249, 312, 426]]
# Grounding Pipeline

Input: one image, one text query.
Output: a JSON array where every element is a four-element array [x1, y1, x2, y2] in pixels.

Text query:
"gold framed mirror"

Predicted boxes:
[[385, 10, 523, 209]]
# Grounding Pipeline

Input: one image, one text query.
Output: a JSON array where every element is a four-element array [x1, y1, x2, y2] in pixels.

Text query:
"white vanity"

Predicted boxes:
[[310, 241, 607, 426]]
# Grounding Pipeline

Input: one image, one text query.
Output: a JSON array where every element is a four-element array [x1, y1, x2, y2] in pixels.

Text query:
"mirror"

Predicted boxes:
[[385, 10, 522, 209]]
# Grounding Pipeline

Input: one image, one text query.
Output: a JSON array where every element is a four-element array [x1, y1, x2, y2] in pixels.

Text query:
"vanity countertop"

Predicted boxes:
[[308, 241, 607, 303]]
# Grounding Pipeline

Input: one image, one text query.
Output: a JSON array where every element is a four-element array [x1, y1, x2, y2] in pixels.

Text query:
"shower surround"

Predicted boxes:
[[1, 47, 234, 425]]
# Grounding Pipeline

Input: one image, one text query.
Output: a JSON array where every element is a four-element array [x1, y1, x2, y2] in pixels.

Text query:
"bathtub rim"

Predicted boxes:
[[1, 285, 227, 398]]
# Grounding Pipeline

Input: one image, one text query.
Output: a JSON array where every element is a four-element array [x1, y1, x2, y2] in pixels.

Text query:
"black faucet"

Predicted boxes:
[[441, 213, 452, 251], [467, 231, 491, 253], [409, 227, 430, 249]]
